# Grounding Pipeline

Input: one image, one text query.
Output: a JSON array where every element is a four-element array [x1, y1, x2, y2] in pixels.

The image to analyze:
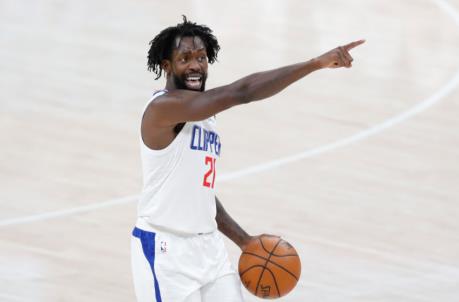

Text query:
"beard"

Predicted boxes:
[[173, 72, 207, 92]]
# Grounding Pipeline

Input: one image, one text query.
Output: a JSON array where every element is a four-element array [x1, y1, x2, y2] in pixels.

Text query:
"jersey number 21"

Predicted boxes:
[[203, 156, 216, 188]]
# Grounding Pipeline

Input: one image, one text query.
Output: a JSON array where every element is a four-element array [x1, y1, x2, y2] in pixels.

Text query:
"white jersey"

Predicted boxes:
[[137, 90, 221, 234]]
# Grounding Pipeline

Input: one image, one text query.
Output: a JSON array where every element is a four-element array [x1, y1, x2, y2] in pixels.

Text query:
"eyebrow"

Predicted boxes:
[[178, 47, 206, 55]]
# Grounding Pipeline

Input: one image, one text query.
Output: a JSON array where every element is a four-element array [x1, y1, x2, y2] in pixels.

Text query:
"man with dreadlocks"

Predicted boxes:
[[131, 16, 364, 302]]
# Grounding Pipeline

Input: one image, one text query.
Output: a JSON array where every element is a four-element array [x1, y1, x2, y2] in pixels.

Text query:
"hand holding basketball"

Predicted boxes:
[[316, 39, 365, 69], [238, 235, 301, 299]]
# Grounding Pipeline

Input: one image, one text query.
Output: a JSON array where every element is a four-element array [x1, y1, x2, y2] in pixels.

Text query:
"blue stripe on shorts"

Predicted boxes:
[[132, 227, 162, 302]]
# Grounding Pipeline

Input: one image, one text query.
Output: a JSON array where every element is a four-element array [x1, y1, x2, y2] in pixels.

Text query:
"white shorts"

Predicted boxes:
[[131, 220, 244, 302]]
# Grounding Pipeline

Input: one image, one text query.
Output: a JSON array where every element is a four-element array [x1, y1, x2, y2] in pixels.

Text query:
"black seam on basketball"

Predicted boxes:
[[242, 250, 298, 259], [241, 251, 269, 260], [269, 243, 300, 280], [258, 236, 272, 255], [269, 253, 298, 257], [270, 240, 299, 257], [267, 260, 300, 281], [239, 264, 267, 278], [242, 251, 299, 281], [254, 238, 282, 296], [262, 265, 281, 298], [258, 236, 298, 257]]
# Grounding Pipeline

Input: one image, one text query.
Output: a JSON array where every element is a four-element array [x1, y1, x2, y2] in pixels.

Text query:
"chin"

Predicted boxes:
[[173, 75, 206, 92], [185, 83, 206, 92]]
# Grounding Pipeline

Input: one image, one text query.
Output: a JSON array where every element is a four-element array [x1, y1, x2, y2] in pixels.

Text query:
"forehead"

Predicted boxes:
[[173, 36, 206, 53]]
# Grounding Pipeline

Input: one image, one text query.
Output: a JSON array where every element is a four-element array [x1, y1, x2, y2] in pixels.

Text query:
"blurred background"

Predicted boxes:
[[1, 0, 459, 301]]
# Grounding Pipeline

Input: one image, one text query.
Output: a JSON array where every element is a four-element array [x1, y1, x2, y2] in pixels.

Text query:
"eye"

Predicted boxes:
[[198, 56, 207, 63], [179, 57, 187, 63]]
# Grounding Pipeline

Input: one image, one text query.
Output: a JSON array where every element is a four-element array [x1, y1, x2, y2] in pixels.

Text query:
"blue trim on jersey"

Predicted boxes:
[[132, 227, 162, 302], [152, 89, 168, 98]]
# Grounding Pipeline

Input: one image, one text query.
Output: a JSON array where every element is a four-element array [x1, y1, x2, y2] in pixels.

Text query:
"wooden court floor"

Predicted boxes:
[[1, 0, 459, 301]]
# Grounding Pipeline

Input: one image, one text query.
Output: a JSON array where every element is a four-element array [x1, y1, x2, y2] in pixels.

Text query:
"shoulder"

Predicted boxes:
[[143, 89, 196, 127], [148, 89, 168, 104], [145, 90, 203, 118], [157, 89, 200, 102]]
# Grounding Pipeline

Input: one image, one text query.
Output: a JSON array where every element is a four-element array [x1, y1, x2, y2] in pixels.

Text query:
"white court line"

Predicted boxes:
[[0, 0, 458, 228], [0, 195, 138, 227], [219, 68, 459, 181], [299, 234, 459, 283]]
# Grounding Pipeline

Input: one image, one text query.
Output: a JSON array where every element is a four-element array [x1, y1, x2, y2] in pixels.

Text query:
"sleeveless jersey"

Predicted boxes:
[[137, 90, 221, 234]]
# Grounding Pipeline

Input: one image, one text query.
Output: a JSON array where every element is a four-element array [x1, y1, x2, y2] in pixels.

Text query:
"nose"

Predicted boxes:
[[188, 58, 201, 72]]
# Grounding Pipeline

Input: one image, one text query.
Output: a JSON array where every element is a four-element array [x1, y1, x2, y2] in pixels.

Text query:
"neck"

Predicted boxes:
[[165, 78, 177, 90]]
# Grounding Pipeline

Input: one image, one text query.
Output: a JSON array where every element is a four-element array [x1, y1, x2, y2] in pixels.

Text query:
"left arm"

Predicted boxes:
[[215, 196, 253, 250]]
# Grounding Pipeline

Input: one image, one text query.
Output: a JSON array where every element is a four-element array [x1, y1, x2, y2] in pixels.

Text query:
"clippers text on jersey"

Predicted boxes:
[[190, 125, 221, 156]]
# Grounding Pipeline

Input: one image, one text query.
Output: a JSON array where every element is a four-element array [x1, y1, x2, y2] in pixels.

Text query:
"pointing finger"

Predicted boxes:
[[341, 47, 354, 65], [338, 47, 351, 67], [343, 39, 366, 51]]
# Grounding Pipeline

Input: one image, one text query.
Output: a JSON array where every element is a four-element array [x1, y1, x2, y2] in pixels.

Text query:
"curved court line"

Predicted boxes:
[[0, 0, 458, 228], [219, 68, 459, 182]]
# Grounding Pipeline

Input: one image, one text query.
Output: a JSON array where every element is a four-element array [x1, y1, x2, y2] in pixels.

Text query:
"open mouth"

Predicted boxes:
[[184, 74, 203, 90]]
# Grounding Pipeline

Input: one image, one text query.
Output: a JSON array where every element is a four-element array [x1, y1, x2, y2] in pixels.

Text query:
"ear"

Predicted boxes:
[[161, 60, 171, 77]]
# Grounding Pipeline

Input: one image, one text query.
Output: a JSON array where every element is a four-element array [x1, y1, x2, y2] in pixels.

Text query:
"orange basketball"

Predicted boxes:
[[238, 235, 301, 299]]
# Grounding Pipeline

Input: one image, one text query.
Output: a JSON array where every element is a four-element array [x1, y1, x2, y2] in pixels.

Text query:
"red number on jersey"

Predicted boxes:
[[203, 156, 216, 188]]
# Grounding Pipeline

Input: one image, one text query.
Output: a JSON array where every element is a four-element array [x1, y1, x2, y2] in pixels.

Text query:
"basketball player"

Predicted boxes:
[[131, 16, 364, 302]]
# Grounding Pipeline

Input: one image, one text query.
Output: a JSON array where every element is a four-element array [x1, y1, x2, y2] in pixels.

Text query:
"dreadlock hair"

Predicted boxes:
[[147, 15, 220, 80]]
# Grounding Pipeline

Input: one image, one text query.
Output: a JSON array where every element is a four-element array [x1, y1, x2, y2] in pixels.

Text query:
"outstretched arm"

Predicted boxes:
[[215, 196, 253, 250], [146, 40, 366, 126]]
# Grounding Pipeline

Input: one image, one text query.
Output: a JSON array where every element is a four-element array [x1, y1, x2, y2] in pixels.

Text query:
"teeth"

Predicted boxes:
[[186, 75, 201, 81]]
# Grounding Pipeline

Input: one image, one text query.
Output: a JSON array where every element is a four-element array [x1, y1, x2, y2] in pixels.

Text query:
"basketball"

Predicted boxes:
[[238, 235, 301, 299]]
